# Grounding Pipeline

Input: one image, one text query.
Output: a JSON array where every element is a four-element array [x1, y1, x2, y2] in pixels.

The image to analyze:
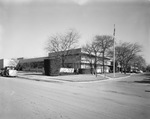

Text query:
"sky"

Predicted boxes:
[[0, 0, 150, 64]]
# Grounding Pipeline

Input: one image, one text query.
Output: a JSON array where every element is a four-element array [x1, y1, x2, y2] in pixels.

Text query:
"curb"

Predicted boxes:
[[17, 75, 107, 83], [17, 73, 131, 83]]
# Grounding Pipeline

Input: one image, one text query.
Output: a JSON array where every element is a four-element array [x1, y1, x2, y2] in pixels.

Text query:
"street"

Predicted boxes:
[[0, 73, 150, 119]]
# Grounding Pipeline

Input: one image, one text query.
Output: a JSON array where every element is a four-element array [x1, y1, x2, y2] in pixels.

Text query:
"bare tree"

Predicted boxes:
[[91, 41, 101, 76], [82, 43, 93, 73], [82, 40, 101, 76], [129, 55, 146, 71], [8, 58, 19, 67], [146, 65, 150, 72], [95, 35, 114, 73], [45, 29, 80, 67], [114, 42, 141, 73]]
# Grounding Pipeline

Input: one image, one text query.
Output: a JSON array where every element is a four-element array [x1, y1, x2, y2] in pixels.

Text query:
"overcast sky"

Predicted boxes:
[[0, 0, 150, 64]]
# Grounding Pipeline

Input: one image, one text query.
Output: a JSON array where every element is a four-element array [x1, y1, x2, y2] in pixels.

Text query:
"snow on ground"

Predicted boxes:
[[0, 73, 150, 119]]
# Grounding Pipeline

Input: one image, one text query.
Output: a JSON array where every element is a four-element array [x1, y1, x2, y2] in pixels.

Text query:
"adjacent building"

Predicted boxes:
[[17, 57, 47, 72]]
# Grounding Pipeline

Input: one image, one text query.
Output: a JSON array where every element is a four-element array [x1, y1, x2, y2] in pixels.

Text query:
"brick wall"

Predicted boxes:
[[44, 58, 61, 76]]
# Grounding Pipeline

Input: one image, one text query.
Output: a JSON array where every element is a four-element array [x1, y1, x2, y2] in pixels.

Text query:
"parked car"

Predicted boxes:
[[0, 66, 17, 77], [131, 69, 143, 73], [136, 70, 143, 73]]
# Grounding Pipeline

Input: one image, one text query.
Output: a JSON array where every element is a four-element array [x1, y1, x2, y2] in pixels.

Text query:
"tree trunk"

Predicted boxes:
[[102, 52, 105, 74], [121, 64, 123, 73], [61, 55, 65, 67], [90, 62, 93, 74], [124, 64, 128, 74], [94, 56, 97, 77]]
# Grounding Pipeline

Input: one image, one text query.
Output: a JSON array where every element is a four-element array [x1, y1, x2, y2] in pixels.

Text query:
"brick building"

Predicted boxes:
[[18, 48, 112, 73], [17, 57, 47, 72]]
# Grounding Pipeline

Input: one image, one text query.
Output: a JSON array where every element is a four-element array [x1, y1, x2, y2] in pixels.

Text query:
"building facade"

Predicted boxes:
[[17, 57, 47, 72], [18, 48, 112, 73]]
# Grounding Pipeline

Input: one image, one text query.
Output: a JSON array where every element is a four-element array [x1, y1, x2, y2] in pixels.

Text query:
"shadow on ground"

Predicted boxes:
[[24, 73, 43, 76], [24, 73, 78, 76]]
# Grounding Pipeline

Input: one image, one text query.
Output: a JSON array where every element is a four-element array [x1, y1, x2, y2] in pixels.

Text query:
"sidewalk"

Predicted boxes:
[[17, 72, 130, 83]]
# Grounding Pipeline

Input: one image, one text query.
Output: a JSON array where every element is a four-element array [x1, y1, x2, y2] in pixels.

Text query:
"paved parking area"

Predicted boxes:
[[0, 72, 149, 119]]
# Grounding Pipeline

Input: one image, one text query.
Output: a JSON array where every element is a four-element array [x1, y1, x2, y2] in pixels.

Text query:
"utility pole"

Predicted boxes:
[[113, 24, 116, 78]]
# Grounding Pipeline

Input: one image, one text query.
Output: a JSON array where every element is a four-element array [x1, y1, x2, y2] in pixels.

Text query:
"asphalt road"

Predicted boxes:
[[0, 73, 150, 119]]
